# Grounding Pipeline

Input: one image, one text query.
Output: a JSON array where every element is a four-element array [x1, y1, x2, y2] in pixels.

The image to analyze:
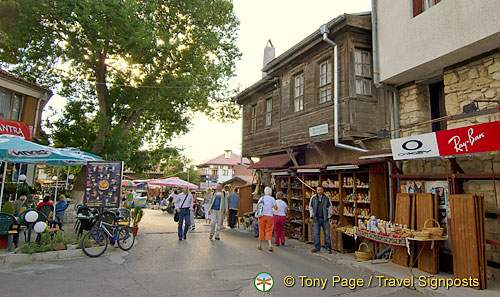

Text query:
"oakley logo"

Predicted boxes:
[[402, 140, 423, 151]]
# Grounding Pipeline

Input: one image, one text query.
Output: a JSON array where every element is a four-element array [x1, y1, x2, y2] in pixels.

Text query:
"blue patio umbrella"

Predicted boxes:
[[0, 135, 86, 212]]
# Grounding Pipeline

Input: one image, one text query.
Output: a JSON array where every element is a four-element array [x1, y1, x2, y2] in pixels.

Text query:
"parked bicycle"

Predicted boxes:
[[81, 214, 135, 257]]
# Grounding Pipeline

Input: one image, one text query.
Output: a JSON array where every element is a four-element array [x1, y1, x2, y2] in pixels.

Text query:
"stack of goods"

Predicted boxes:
[[354, 216, 410, 247], [343, 177, 354, 187], [325, 191, 340, 201], [356, 193, 370, 203], [322, 179, 339, 188], [357, 208, 370, 219], [343, 206, 355, 217], [356, 179, 369, 188], [344, 193, 355, 202]]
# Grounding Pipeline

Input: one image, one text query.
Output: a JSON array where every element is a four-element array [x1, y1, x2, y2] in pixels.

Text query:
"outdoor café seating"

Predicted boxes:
[[0, 213, 19, 251]]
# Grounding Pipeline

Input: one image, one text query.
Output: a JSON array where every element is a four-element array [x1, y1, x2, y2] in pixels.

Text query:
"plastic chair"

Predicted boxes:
[[16, 208, 36, 241], [0, 213, 19, 251], [100, 211, 117, 233], [117, 208, 131, 226], [37, 205, 54, 219]]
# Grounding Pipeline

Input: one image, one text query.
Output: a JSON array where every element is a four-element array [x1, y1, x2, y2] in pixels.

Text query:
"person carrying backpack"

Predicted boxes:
[[256, 187, 276, 252]]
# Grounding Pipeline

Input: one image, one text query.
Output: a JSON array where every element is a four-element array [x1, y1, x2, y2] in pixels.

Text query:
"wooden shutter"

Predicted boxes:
[[412, 0, 423, 17]]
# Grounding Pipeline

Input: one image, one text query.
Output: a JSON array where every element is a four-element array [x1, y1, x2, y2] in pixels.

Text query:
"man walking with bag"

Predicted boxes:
[[208, 183, 228, 240], [174, 186, 193, 241], [309, 186, 333, 254]]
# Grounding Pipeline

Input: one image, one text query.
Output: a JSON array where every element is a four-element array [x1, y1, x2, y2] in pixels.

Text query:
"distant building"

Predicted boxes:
[[197, 150, 252, 189], [0, 68, 52, 187]]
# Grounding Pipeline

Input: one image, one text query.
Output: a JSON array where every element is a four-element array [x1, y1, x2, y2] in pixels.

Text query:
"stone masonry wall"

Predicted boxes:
[[398, 84, 431, 137], [397, 51, 500, 263]]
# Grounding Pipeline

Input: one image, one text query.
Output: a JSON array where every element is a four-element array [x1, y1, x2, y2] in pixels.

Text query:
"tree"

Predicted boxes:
[[0, 0, 241, 161]]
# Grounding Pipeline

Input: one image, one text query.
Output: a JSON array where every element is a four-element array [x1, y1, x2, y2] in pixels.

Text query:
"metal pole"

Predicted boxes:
[[53, 166, 60, 221], [65, 165, 70, 190], [0, 159, 8, 212]]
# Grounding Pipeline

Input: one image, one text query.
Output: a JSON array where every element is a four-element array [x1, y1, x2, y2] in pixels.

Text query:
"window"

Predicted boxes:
[[0, 89, 24, 121], [265, 99, 272, 126], [211, 169, 217, 176], [354, 49, 372, 96], [429, 81, 446, 132], [413, 0, 441, 17], [223, 169, 228, 176], [294, 73, 304, 112], [318, 59, 332, 103], [251, 104, 257, 131]]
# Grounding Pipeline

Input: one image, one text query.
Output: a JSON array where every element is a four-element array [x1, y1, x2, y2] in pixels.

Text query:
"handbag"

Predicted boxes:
[[255, 198, 264, 218], [173, 193, 189, 222]]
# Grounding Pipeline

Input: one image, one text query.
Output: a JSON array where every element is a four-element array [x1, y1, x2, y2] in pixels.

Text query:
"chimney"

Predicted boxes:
[[262, 39, 275, 77], [224, 150, 232, 159]]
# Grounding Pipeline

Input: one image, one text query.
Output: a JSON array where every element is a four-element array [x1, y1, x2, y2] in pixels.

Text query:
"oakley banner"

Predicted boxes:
[[391, 133, 440, 160]]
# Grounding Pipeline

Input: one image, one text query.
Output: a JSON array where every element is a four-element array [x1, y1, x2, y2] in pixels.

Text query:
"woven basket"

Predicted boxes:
[[423, 218, 444, 238], [412, 230, 431, 239], [355, 242, 372, 261]]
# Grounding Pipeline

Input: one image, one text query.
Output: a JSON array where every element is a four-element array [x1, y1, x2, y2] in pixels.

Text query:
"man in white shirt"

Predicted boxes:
[[208, 183, 228, 240], [174, 186, 193, 240]]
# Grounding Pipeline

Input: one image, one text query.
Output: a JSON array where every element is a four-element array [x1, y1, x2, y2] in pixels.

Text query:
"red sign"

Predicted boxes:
[[436, 121, 500, 157], [0, 119, 33, 141]]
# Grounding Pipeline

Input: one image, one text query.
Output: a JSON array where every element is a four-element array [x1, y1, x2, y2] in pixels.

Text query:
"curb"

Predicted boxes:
[[0, 246, 120, 265]]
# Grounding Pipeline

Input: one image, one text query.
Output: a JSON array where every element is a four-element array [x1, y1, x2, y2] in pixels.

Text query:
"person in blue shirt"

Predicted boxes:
[[227, 188, 239, 228], [207, 183, 228, 240], [55, 194, 69, 227]]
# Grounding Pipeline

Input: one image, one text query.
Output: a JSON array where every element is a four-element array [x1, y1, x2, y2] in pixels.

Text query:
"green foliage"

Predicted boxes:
[[2, 202, 15, 215], [131, 206, 144, 227], [0, 0, 241, 172], [75, 230, 88, 249], [20, 230, 78, 254]]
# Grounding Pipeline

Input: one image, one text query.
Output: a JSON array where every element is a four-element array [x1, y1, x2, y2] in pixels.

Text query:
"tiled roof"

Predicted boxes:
[[248, 153, 296, 170], [0, 68, 52, 93], [198, 152, 250, 167]]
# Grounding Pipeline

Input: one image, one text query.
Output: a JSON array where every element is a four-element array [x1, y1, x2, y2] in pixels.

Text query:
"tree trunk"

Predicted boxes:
[[91, 51, 109, 154]]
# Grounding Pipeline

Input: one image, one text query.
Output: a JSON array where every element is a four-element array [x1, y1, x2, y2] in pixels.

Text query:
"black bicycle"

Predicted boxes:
[[81, 215, 135, 257]]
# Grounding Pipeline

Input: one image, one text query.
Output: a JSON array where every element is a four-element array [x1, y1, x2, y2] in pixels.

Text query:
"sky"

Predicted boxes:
[[43, 0, 371, 165]]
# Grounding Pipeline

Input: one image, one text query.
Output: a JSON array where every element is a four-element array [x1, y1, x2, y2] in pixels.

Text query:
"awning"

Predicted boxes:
[[248, 153, 297, 170]]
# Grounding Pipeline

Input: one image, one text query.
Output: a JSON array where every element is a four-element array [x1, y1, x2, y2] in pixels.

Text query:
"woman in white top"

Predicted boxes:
[[202, 188, 213, 225], [273, 191, 288, 246], [257, 187, 276, 251]]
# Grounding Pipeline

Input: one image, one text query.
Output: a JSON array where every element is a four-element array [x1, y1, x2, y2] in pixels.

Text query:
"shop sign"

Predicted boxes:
[[436, 121, 500, 157], [309, 124, 329, 137], [0, 118, 33, 141], [390, 133, 440, 160], [391, 121, 500, 160]]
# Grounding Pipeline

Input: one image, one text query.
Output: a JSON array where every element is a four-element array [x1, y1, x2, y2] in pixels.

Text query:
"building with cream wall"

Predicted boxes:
[[375, 0, 500, 265]]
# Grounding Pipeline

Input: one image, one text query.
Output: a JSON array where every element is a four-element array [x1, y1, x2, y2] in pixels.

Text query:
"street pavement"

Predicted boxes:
[[0, 209, 433, 297]]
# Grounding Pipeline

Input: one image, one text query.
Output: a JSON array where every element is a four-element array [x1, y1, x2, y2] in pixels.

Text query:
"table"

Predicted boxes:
[[407, 237, 448, 275]]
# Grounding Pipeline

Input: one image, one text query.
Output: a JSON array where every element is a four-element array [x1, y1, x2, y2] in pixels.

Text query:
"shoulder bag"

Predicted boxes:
[[173, 193, 189, 222]]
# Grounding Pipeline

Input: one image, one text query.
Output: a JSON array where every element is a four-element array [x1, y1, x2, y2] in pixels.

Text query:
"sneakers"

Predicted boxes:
[[328, 250, 333, 254], [209, 235, 213, 240], [179, 238, 182, 241], [183, 235, 187, 240], [311, 248, 319, 253], [215, 236, 220, 240]]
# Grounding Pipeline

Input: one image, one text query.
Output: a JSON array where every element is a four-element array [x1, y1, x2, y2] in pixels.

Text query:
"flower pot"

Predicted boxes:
[[131, 226, 139, 236]]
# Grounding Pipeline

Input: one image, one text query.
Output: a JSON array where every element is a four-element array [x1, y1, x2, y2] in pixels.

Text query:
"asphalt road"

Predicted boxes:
[[0, 209, 431, 297]]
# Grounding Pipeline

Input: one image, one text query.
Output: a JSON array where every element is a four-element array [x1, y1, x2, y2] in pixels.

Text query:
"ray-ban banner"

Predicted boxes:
[[391, 121, 500, 160]]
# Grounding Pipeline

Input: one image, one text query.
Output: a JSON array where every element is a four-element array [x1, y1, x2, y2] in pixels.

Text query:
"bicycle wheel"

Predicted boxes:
[[81, 229, 108, 257], [117, 226, 135, 251]]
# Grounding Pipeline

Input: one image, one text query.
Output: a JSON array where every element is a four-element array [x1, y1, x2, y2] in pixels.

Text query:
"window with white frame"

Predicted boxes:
[[0, 88, 24, 121], [223, 169, 228, 176], [251, 104, 257, 131], [318, 59, 332, 103], [265, 99, 272, 126], [354, 49, 372, 96], [294, 73, 304, 112]]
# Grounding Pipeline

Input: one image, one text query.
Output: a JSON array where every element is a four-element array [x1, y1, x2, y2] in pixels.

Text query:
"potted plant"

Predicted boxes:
[[131, 206, 144, 236]]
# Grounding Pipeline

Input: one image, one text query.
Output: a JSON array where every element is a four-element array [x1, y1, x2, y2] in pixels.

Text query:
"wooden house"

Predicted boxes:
[[236, 13, 392, 167]]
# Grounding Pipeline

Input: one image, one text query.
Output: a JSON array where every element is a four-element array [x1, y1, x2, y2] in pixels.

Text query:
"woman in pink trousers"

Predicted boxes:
[[273, 191, 288, 246]]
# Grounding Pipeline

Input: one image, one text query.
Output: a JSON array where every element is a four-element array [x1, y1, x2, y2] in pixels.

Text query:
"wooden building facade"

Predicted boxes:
[[236, 13, 392, 165]]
